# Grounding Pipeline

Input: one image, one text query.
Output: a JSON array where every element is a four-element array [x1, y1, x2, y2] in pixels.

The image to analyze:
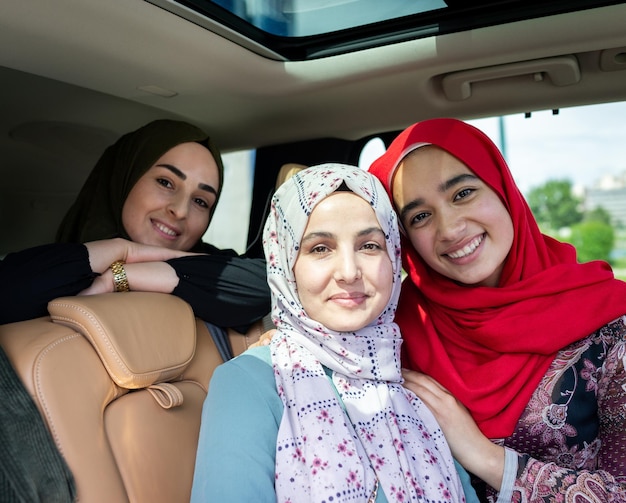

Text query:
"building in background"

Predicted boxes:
[[585, 172, 626, 227]]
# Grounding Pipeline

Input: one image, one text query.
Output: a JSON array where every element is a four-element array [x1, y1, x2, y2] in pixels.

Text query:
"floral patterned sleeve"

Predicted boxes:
[[499, 317, 626, 502]]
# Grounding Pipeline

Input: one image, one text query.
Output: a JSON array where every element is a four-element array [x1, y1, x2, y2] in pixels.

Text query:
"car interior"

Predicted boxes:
[[1, 0, 626, 501]]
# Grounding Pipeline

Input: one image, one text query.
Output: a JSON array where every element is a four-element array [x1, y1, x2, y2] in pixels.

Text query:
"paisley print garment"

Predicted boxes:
[[482, 316, 626, 502]]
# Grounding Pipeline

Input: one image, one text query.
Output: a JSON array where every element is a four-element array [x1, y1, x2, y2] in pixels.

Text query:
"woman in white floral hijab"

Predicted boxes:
[[191, 164, 475, 503]]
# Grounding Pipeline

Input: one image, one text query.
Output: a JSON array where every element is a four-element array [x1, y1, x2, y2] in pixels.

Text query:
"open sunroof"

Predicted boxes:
[[149, 0, 626, 61]]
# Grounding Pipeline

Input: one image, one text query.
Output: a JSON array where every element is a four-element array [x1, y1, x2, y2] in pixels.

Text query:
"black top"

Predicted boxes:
[[0, 243, 270, 332]]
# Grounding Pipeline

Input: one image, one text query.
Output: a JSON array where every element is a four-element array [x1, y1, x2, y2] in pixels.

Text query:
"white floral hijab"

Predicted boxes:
[[263, 164, 464, 503]]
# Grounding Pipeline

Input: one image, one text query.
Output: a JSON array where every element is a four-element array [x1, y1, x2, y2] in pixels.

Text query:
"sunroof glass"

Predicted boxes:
[[210, 0, 447, 37], [156, 0, 626, 60]]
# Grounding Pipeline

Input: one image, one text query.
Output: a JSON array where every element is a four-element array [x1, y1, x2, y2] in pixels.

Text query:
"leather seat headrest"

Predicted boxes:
[[48, 293, 196, 389]]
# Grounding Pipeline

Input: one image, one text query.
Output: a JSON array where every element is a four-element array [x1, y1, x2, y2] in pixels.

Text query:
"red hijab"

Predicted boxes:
[[370, 118, 626, 438]]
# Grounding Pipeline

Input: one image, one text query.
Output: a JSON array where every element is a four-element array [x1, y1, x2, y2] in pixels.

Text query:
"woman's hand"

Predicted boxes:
[[249, 329, 276, 348], [84, 238, 199, 273], [122, 240, 199, 264], [79, 238, 200, 295], [402, 369, 505, 491], [78, 269, 114, 295], [79, 261, 181, 296]]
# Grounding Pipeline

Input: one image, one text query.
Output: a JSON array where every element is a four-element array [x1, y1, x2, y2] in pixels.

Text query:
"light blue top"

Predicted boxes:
[[191, 345, 479, 502]]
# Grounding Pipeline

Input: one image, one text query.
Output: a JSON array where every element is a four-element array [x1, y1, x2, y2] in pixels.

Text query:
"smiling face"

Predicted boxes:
[[392, 146, 514, 287], [293, 191, 393, 332], [121, 141, 220, 251]]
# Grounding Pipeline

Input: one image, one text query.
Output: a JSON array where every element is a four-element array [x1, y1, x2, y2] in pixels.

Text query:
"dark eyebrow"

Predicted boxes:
[[358, 227, 385, 238], [158, 163, 186, 180], [301, 231, 332, 243], [157, 163, 218, 197], [301, 227, 384, 244], [398, 173, 478, 224], [440, 173, 478, 192]]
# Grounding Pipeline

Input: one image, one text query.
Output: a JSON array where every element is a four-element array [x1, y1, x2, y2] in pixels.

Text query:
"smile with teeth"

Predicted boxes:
[[155, 221, 178, 237], [446, 234, 484, 259]]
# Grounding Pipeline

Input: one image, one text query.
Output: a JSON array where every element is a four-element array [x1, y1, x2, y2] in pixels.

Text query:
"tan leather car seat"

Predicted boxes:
[[0, 292, 265, 503]]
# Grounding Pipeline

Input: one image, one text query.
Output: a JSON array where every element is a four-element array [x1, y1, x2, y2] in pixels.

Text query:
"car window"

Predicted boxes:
[[467, 102, 626, 195], [203, 150, 255, 254]]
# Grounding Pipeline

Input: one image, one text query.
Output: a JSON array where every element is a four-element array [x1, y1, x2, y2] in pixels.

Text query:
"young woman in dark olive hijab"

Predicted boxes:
[[3, 119, 270, 330]]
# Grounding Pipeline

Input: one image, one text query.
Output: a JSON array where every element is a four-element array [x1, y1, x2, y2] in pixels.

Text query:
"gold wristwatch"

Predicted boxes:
[[110, 260, 130, 292]]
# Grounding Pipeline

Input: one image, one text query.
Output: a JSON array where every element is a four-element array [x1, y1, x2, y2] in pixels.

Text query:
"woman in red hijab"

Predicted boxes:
[[369, 118, 626, 502]]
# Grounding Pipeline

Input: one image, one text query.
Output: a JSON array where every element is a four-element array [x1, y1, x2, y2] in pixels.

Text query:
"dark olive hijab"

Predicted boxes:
[[56, 119, 224, 250]]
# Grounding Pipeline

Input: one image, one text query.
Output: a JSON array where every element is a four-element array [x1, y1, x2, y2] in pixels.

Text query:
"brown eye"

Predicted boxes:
[[194, 197, 209, 209], [311, 245, 329, 254], [157, 178, 173, 189], [454, 188, 475, 201], [408, 211, 430, 227], [361, 242, 381, 251]]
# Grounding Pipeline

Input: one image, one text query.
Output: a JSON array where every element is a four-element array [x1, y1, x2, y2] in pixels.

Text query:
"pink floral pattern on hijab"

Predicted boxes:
[[263, 164, 464, 502]]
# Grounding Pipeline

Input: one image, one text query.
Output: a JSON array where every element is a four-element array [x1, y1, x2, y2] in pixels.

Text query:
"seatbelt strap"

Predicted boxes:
[[203, 321, 234, 361]]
